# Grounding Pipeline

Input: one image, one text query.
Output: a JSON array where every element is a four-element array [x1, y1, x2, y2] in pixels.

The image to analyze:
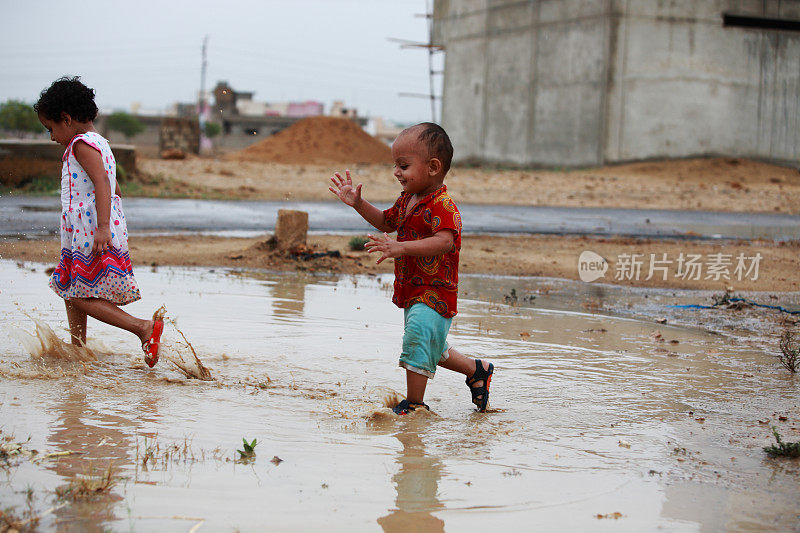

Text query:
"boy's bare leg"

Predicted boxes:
[[406, 370, 429, 404], [69, 297, 154, 345], [439, 347, 491, 388], [65, 300, 88, 346]]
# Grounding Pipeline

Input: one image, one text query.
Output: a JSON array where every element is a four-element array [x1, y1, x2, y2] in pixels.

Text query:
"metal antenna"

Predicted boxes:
[[390, 1, 444, 123], [425, 0, 437, 122]]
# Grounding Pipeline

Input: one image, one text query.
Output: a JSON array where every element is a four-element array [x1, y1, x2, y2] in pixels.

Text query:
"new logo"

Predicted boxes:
[[578, 251, 608, 282]]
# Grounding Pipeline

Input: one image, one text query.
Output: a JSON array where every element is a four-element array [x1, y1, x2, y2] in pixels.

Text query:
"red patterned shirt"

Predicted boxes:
[[383, 185, 462, 318]]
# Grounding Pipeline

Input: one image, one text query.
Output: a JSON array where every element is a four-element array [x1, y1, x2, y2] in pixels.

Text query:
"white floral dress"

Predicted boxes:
[[49, 132, 141, 304]]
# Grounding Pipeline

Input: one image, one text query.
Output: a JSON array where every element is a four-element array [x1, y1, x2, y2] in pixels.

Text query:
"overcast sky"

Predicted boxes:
[[0, 0, 441, 124]]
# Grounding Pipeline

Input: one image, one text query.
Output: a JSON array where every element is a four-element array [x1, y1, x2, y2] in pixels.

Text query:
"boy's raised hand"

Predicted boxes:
[[329, 170, 362, 207], [365, 232, 403, 264]]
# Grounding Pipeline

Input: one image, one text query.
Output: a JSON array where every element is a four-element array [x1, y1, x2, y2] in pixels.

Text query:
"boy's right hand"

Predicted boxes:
[[329, 170, 362, 208]]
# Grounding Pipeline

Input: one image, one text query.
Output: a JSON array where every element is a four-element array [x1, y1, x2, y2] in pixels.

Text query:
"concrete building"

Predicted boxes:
[[432, 0, 800, 167]]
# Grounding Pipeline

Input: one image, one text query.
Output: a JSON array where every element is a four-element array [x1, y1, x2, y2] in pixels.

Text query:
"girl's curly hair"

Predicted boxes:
[[34, 76, 98, 123]]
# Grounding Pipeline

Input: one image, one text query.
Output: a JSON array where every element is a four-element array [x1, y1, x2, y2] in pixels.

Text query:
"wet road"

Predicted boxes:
[[1, 195, 798, 240]]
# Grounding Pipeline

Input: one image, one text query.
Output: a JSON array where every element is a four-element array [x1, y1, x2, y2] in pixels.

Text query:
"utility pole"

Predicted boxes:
[[198, 35, 209, 118], [391, 0, 443, 123]]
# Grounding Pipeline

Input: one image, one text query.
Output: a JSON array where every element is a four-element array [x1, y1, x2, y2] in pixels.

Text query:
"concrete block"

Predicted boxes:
[[483, 31, 535, 163], [778, 2, 800, 18], [622, 16, 753, 84], [722, 0, 772, 17], [531, 83, 604, 166], [488, 1, 535, 33], [434, 0, 799, 167], [442, 39, 487, 162], [617, 78, 733, 159], [275, 209, 308, 251], [438, 0, 489, 41], [754, 32, 800, 161], [535, 18, 607, 85], [159, 117, 200, 154], [539, 0, 607, 23], [624, 0, 727, 21]]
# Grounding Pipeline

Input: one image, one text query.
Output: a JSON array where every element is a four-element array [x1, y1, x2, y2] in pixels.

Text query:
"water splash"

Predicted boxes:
[[15, 318, 97, 362], [377, 387, 405, 409], [161, 316, 213, 381]]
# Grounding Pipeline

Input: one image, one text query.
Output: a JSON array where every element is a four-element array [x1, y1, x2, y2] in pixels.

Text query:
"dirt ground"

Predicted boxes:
[[137, 156, 800, 214], [3, 156, 798, 292], [3, 233, 798, 292]]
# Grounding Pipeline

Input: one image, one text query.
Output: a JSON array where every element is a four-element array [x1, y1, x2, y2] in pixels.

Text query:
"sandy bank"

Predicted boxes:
[[137, 156, 800, 214]]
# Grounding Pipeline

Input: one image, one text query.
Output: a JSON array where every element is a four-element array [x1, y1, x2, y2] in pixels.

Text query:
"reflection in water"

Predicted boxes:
[[271, 276, 307, 318], [47, 383, 157, 530], [378, 427, 445, 533]]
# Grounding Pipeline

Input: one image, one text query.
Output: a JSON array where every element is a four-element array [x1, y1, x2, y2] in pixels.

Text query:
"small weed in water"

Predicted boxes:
[[56, 462, 119, 501], [503, 288, 535, 306], [136, 434, 230, 473], [763, 426, 800, 458], [504, 288, 518, 305], [137, 434, 204, 470], [237, 438, 257, 462], [0, 505, 40, 532], [778, 330, 799, 373], [0, 480, 41, 532], [348, 236, 369, 251]]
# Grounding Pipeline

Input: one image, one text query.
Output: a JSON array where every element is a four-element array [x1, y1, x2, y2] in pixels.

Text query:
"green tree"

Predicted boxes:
[[0, 100, 44, 135], [106, 111, 145, 139], [203, 121, 222, 138]]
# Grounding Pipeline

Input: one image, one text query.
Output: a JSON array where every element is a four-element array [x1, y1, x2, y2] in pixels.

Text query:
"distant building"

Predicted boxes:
[[208, 81, 327, 146], [96, 82, 370, 154], [367, 117, 403, 145], [213, 81, 323, 118], [329, 100, 358, 118], [287, 101, 325, 117], [433, 0, 800, 167]]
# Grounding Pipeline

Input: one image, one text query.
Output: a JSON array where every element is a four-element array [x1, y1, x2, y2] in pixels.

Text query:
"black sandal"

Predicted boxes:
[[392, 399, 430, 415], [466, 359, 494, 412]]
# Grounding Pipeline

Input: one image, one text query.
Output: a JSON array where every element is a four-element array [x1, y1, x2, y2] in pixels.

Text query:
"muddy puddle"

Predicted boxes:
[[1, 259, 798, 531]]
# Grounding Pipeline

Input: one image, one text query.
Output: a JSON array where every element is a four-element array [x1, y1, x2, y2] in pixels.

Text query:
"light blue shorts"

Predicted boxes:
[[399, 303, 452, 379]]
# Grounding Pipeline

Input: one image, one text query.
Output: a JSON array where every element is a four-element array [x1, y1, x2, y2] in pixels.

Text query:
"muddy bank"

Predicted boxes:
[[2, 233, 799, 292], [136, 156, 800, 214]]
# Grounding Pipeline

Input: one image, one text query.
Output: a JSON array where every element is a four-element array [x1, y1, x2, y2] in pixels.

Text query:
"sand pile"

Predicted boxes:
[[228, 116, 392, 165]]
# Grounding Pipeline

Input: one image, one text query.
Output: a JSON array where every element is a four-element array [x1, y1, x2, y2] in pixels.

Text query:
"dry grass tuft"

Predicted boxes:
[[778, 330, 799, 373], [55, 462, 118, 501], [0, 506, 40, 533]]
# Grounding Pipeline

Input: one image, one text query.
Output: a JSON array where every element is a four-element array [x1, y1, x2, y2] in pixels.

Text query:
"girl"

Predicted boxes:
[[34, 76, 163, 366]]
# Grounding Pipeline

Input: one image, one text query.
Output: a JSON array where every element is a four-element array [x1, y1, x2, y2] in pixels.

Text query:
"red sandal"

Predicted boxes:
[[143, 316, 164, 368]]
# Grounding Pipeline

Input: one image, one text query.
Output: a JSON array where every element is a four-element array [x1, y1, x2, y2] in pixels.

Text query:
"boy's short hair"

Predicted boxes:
[[34, 76, 98, 123], [405, 122, 454, 175]]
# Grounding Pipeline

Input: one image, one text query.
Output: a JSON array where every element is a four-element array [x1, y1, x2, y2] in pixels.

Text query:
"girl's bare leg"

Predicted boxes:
[[439, 347, 491, 388], [68, 297, 154, 345], [65, 300, 88, 346], [405, 369, 429, 404]]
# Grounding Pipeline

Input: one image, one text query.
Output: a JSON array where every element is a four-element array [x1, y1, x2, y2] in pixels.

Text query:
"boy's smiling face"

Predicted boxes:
[[391, 131, 442, 197]]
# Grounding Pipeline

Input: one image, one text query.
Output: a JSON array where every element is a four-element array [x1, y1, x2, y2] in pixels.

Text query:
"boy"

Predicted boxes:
[[329, 123, 494, 414]]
